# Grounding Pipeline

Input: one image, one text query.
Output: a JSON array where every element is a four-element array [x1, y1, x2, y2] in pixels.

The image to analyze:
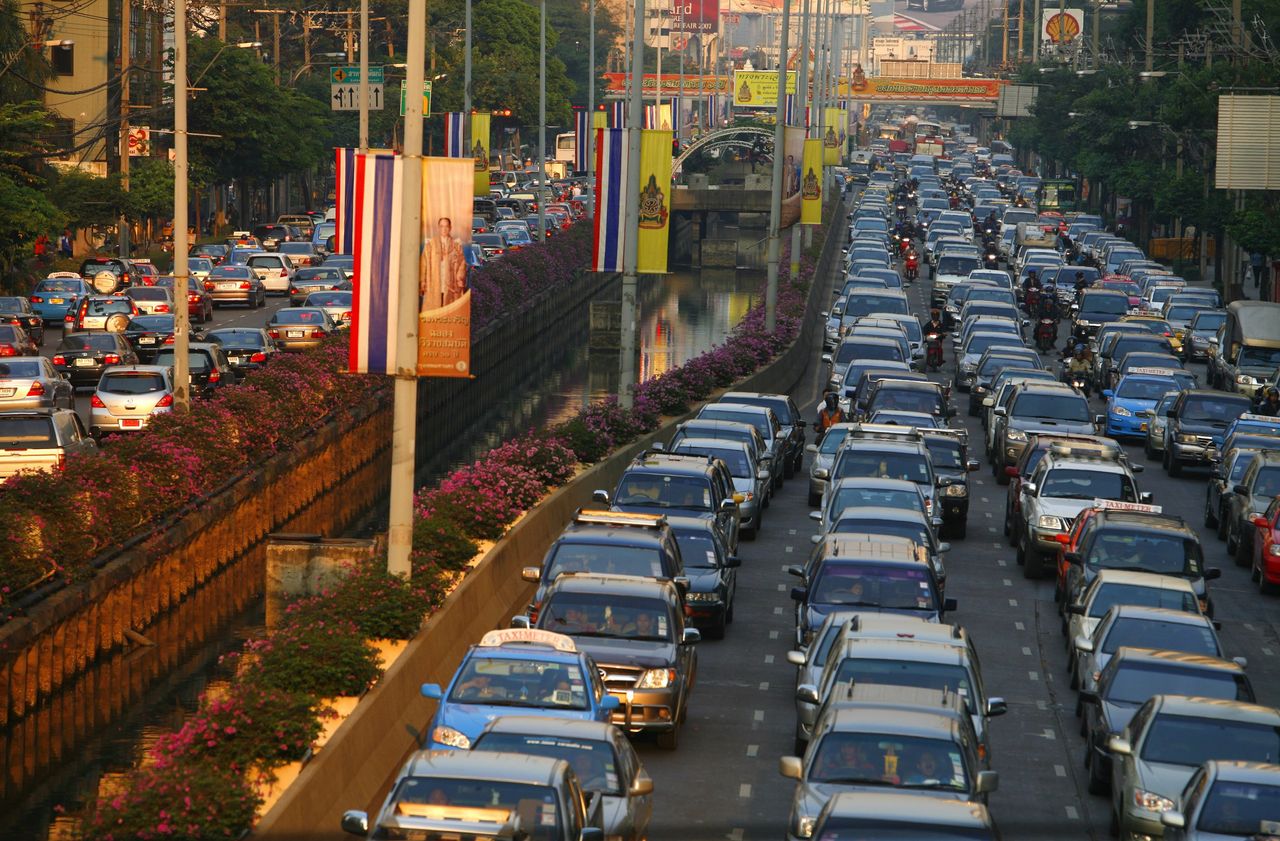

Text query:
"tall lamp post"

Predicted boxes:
[[619, 0, 646, 406], [538, 0, 548, 242], [172, 0, 189, 410], [765, 0, 793, 333]]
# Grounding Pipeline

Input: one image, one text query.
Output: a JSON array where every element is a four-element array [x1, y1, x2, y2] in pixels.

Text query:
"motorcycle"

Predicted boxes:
[[983, 248, 1000, 268], [1035, 318, 1057, 352], [1064, 369, 1091, 397], [925, 333, 944, 371], [1024, 287, 1041, 314], [904, 253, 919, 282]]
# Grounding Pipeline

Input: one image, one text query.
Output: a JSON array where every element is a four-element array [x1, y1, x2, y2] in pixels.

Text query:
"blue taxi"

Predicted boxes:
[[420, 628, 619, 750], [1224, 412, 1280, 442], [1102, 367, 1195, 439], [29, 274, 90, 323]]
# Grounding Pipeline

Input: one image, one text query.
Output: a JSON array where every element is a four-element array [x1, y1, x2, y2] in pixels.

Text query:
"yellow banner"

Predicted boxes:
[[801, 138, 822, 225], [592, 110, 607, 130], [471, 112, 490, 196], [733, 70, 797, 108], [823, 108, 844, 165], [637, 129, 671, 274], [659, 103, 673, 131], [418, 157, 474, 378]]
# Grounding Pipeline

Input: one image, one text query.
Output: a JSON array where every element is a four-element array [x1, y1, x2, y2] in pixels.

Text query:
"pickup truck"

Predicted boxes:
[[0, 408, 97, 481]]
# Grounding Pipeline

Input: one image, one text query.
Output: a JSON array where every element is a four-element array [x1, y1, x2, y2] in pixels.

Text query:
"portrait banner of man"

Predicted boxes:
[[418, 157, 474, 378]]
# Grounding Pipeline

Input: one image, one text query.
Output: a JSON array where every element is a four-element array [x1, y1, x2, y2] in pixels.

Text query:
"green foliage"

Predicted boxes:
[[126, 159, 176, 220], [0, 174, 63, 276], [296, 560, 438, 640], [242, 614, 382, 698], [412, 512, 481, 574], [48, 168, 126, 230]]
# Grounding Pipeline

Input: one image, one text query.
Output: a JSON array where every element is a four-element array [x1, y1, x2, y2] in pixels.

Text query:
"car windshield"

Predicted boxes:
[[1080, 295, 1130, 318], [1087, 532, 1202, 575], [810, 563, 936, 610], [829, 487, 923, 515], [1011, 393, 1090, 422], [35, 279, 82, 293], [871, 388, 942, 415], [615, 473, 712, 510], [673, 529, 722, 570], [1140, 715, 1280, 767], [810, 824, 991, 840], [937, 256, 981, 275], [247, 257, 283, 269], [1101, 618, 1220, 656], [1112, 338, 1169, 358], [1192, 313, 1226, 332], [1239, 346, 1280, 367], [540, 594, 672, 642], [1116, 379, 1179, 401], [964, 335, 1019, 357], [386, 777, 564, 839], [723, 396, 794, 424], [1196, 782, 1280, 834], [672, 445, 750, 478], [698, 408, 770, 437], [1183, 396, 1251, 424], [833, 658, 974, 713], [1041, 469, 1135, 501], [846, 295, 908, 318], [834, 451, 931, 484], [1166, 305, 1205, 322], [473, 733, 622, 794], [924, 440, 963, 470], [831, 519, 930, 549], [447, 656, 589, 709], [0, 417, 56, 446], [98, 373, 167, 395], [808, 732, 969, 792], [210, 267, 251, 279], [546, 543, 663, 580], [819, 431, 848, 454], [979, 355, 1034, 377], [841, 343, 904, 364], [1106, 663, 1248, 704], [1088, 583, 1199, 619]]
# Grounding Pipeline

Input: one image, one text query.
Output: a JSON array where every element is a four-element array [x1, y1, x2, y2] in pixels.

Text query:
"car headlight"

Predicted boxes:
[[738, 491, 755, 502], [794, 815, 817, 839], [1176, 433, 1199, 443], [944, 483, 968, 497], [1236, 374, 1257, 385], [636, 668, 676, 689], [1038, 515, 1065, 531], [685, 591, 720, 603], [1133, 788, 1175, 813], [1112, 405, 1132, 417], [1006, 429, 1028, 443], [431, 725, 472, 749]]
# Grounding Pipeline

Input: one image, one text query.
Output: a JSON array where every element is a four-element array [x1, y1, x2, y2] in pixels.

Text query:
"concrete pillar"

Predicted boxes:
[[265, 533, 385, 627]]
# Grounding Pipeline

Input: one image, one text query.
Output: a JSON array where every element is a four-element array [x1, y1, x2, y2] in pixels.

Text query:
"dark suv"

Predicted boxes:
[[1072, 288, 1130, 342], [717, 391, 806, 478], [1162, 389, 1254, 477], [922, 429, 980, 539], [601, 450, 741, 551]]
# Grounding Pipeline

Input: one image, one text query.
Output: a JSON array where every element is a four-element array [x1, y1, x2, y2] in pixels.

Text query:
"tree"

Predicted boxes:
[[47, 168, 127, 231], [0, 174, 63, 278], [545, 0, 622, 106]]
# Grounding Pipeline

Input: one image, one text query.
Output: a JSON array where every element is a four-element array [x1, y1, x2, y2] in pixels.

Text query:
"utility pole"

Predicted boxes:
[[119, 0, 131, 258], [173, 0, 190, 410], [1091, 0, 1100, 68], [790, 0, 809, 277], [345, 10, 354, 62], [1002, 0, 1010, 67], [1017, 0, 1025, 63], [1033, 0, 1041, 60], [618, 0, 645, 407], [765, 0, 792, 333], [463, 0, 472, 158], [359, 0, 368, 150], [1144, 0, 1154, 71], [538, 0, 547, 242]]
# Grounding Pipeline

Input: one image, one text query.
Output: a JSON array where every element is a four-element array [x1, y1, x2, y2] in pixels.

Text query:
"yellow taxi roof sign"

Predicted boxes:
[[479, 628, 577, 653]]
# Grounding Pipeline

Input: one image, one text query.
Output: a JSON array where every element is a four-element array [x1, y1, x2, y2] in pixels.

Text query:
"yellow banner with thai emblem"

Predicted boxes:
[[801, 138, 823, 225], [592, 110, 608, 129], [823, 108, 844, 165], [637, 129, 672, 274], [471, 112, 491, 196]]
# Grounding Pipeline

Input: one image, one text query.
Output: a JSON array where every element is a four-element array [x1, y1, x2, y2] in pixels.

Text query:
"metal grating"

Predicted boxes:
[[1215, 95, 1280, 191]]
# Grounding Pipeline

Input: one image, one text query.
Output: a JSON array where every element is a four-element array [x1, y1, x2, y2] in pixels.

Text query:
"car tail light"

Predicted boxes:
[[268, 329, 279, 339], [90, 394, 106, 408], [56, 452, 66, 471], [104, 353, 122, 364], [204, 282, 215, 291], [64, 313, 74, 324], [164, 336, 175, 344], [26, 381, 45, 397], [340, 311, 351, 322], [208, 370, 221, 383], [157, 304, 170, 313], [280, 269, 288, 277], [250, 351, 267, 363], [189, 293, 200, 303], [155, 393, 173, 408], [240, 282, 251, 290], [52, 354, 66, 365], [289, 286, 298, 294], [29, 295, 41, 303], [0, 345, 15, 357], [310, 330, 325, 338]]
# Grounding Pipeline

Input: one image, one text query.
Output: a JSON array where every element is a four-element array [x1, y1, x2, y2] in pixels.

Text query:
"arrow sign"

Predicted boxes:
[[331, 83, 383, 111], [329, 65, 384, 85]]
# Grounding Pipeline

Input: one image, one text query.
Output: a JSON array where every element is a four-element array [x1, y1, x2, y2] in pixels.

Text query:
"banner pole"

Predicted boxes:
[[619, 0, 646, 407], [790, 0, 810, 275], [765, 0, 792, 333], [388, 0, 427, 579]]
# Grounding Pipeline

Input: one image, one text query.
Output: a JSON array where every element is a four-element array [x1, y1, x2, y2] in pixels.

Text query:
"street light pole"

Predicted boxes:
[[388, 0, 428, 578], [359, 0, 369, 151], [619, 0, 645, 407], [588, 0, 597, 219], [790, 0, 810, 275], [464, 0, 473, 153], [173, 0, 190, 410], [538, 0, 547, 242], [765, 0, 792, 333]]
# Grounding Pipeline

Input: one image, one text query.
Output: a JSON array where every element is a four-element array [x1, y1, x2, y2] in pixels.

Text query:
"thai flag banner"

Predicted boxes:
[[443, 113, 465, 158], [349, 152, 404, 375], [642, 104, 656, 129], [592, 128, 628, 273], [784, 94, 794, 126], [611, 101, 625, 128], [334, 147, 357, 254], [574, 110, 590, 173]]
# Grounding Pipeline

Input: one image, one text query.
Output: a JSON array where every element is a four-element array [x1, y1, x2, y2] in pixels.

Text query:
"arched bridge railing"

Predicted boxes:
[[674, 125, 774, 174]]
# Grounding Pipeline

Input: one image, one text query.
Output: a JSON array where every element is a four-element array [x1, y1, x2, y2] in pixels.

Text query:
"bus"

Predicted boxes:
[[555, 132, 576, 164], [1038, 179, 1078, 213]]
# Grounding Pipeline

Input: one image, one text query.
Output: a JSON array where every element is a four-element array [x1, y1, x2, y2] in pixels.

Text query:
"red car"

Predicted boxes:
[[1249, 499, 1280, 595], [155, 276, 215, 323]]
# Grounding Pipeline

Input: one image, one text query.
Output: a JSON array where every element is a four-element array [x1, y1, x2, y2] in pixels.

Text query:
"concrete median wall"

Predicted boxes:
[[253, 199, 846, 840]]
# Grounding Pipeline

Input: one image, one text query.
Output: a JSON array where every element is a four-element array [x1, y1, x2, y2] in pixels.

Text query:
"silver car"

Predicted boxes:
[[694, 403, 785, 492], [301, 290, 353, 331], [806, 421, 856, 507], [206, 265, 267, 308], [0, 357, 74, 410], [1157, 760, 1280, 839], [810, 476, 930, 534], [246, 252, 297, 295], [88, 364, 174, 437], [669, 437, 768, 539], [267, 307, 337, 351], [124, 285, 175, 315]]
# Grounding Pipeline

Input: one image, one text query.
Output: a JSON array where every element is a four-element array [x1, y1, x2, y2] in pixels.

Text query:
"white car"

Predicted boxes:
[[245, 252, 297, 295]]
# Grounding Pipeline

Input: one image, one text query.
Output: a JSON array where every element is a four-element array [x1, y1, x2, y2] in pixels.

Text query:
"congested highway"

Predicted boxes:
[[623, 185, 1280, 838]]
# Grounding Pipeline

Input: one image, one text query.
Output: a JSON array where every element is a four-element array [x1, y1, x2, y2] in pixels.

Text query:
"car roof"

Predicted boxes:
[[101, 364, 170, 374], [832, 506, 930, 524], [1091, 570, 1196, 590], [816, 533, 928, 563], [1206, 759, 1280, 784], [545, 572, 675, 598], [1150, 695, 1280, 723], [1088, 509, 1193, 535], [1111, 647, 1246, 674], [478, 715, 622, 742], [626, 452, 721, 477], [401, 749, 568, 785], [1104, 604, 1212, 625], [825, 704, 961, 738]]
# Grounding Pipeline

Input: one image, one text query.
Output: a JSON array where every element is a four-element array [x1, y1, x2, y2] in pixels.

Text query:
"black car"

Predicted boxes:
[[123, 314, 176, 361], [1072, 289, 1130, 342], [202, 327, 278, 376], [152, 342, 237, 397], [0, 296, 44, 345], [51, 332, 139, 387], [922, 430, 980, 539], [604, 450, 742, 553], [1162, 389, 1254, 477], [667, 515, 740, 639], [717, 391, 807, 477]]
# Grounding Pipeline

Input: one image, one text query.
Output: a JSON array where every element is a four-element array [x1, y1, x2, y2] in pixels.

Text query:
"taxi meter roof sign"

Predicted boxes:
[[479, 628, 577, 653]]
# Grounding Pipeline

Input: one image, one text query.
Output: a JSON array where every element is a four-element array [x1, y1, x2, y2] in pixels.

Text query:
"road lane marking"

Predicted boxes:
[[991, 542, 1001, 548], [759, 682, 769, 691], [729, 830, 744, 841], [777, 584, 786, 591], [980, 497, 989, 503], [746, 745, 758, 757], [1043, 728, 1055, 740], [1015, 621, 1025, 631], [1029, 671, 1040, 681], [1009, 599, 1018, 607], [773, 606, 784, 615], [1003, 578, 1012, 587], [1055, 764, 1067, 777], [764, 655, 775, 664], [738, 784, 751, 798], [1037, 700, 1049, 711], [753, 709, 765, 722], [1022, 646, 1032, 656], [997, 559, 1007, 567], [785, 546, 794, 553], [788, 529, 797, 535], [769, 630, 779, 640], [984, 512, 992, 518], [780, 565, 790, 572], [1065, 806, 1079, 820], [1265, 647, 1275, 656]]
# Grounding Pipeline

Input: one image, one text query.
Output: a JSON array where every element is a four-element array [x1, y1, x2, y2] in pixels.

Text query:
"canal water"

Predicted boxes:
[[5, 250, 766, 841]]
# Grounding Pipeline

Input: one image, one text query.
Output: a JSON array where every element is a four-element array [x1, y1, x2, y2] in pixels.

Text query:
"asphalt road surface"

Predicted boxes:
[[629, 230, 1280, 840]]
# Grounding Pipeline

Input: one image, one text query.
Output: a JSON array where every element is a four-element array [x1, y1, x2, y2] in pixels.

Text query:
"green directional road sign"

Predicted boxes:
[[329, 65, 384, 85], [399, 81, 433, 117]]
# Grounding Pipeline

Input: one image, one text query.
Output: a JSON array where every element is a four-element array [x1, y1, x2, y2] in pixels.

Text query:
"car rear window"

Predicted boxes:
[[0, 360, 42, 378], [0, 417, 56, 446], [99, 373, 167, 395], [247, 256, 283, 268], [35, 279, 82, 293], [86, 299, 132, 315]]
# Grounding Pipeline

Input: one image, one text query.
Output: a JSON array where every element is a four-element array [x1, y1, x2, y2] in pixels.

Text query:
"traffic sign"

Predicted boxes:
[[331, 83, 384, 111], [399, 81, 433, 117], [329, 65, 384, 85], [127, 126, 150, 156]]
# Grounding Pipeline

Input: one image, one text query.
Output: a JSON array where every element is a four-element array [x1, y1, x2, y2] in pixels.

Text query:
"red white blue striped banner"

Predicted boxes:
[[334, 147, 357, 255], [592, 128, 628, 273], [444, 113, 465, 158], [349, 152, 404, 375], [574, 110, 589, 173], [611, 101, 625, 128]]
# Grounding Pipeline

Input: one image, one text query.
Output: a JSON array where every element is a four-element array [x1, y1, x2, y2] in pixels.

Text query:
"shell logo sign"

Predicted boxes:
[[1042, 9, 1083, 44]]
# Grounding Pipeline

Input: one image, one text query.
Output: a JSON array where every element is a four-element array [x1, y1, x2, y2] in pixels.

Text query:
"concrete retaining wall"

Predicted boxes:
[[253, 199, 846, 840]]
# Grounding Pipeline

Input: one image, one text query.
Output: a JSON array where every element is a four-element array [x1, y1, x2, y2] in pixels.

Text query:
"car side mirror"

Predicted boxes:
[[1078, 688, 1098, 703], [787, 564, 805, 578], [1130, 463, 1144, 473], [943, 597, 958, 613], [1205, 567, 1222, 580], [510, 615, 532, 629], [786, 650, 806, 666], [673, 576, 690, 595], [1233, 656, 1249, 669], [985, 697, 1008, 717], [779, 756, 804, 780], [1101, 389, 1114, 398], [757, 468, 771, 481], [1064, 551, 1081, 565], [993, 406, 1006, 417], [682, 627, 701, 645], [967, 460, 980, 472], [628, 773, 655, 797], [1107, 736, 1132, 756], [1159, 811, 1186, 830], [600, 695, 621, 711], [821, 353, 833, 364], [938, 542, 952, 553], [592, 489, 610, 504], [806, 443, 818, 453], [810, 534, 822, 544], [1094, 414, 1105, 426], [521, 566, 541, 583], [796, 683, 819, 705], [1022, 481, 1038, 496], [1073, 635, 1094, 653], [982, 397, 995, 407], [420, 683, 443, 700], [650, 441, 665, 452], [809, 510, 822, 522], [938, 476, 955, 487], [1139, 492, 1154, 504], [1067, 603, 1085, 615], [341, 810, 369, 836], [1004, 465, 1019, 477], [813, 467, 829, 479], [724, 555, 742, 569], [791, 585, 808, 602]]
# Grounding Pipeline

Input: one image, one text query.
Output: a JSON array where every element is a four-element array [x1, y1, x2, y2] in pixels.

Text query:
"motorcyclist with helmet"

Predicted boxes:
[[1255, 387, 1280, 417], [815, 392, 845, 439]]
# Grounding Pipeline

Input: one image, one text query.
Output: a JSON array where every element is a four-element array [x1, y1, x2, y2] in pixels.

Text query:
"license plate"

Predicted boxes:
[[120, 418, 142, 429], [1139, 423, 1148, 431], [218, 282, 239, 290], [49, 298, 63, 304], [74, 357, 94, 367], [139, 336, 156, 344], [286, 330, 304, 338], [0, 388, 13, 398], [227, 356, 241, 364]]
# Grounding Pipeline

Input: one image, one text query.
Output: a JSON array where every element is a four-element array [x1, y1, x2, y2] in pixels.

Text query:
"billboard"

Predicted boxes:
[[996, 84, 1039, 118], [603, 73, 731, 97], [840, 75, 1004, 102], [471, 112, 490, 196], [670, 0, 718, 33], [1216, 95, 1280, 191], [636, 129, 672, 274], [734, 70, 797, 108], [418, 158, 475, 377], [1041, 9, 1084, 45]]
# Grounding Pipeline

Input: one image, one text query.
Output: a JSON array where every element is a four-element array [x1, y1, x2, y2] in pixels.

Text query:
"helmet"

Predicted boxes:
[[1075, 343, 1086, 355], [930, 308, 940, 319], [1268, 387, 1280, 401], [824, 392, 838, 408]]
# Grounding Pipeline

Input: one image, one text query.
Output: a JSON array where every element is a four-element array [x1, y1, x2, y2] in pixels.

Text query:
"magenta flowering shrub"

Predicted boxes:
[[85, 760, 260, 841], [238, 616, 382, 699], [470, 226, 592, 330]]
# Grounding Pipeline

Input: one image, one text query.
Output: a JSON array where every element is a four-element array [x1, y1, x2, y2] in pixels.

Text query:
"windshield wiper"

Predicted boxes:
[[816, 776, 902, 787], [1049, 492, 1099, 500]]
